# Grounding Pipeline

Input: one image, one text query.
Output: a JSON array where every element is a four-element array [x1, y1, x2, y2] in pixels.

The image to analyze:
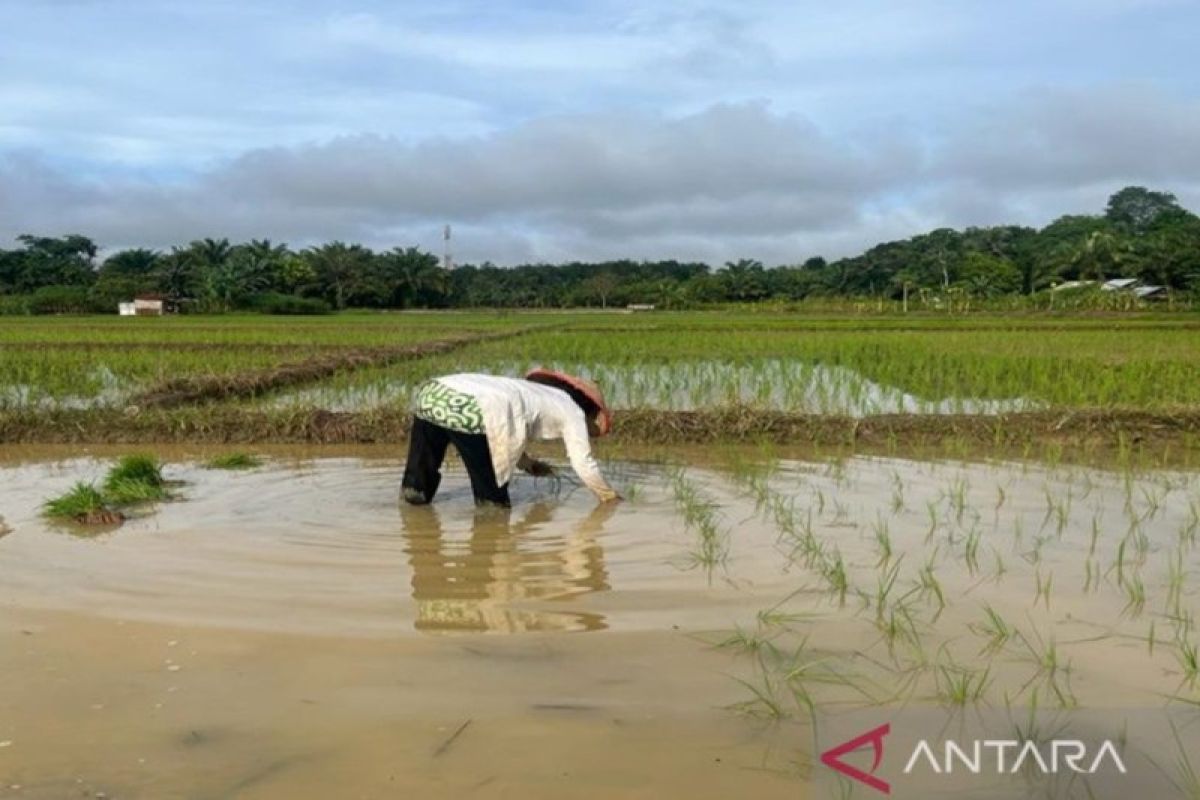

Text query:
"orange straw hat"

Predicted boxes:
[[525, 368, 612, 436]]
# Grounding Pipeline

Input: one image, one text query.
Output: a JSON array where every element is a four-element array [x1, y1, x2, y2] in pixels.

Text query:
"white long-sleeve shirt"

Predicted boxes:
[[421, 373, 615, 500]]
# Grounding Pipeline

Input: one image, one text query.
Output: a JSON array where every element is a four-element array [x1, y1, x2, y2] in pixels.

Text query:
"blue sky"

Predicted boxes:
[[2, 0, 1198, 263]]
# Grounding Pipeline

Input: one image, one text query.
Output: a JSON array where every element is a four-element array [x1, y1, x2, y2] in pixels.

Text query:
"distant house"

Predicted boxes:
[[118, 293, 167, 316], [1133, 284, 1167, 300], [1101, 278, 1140, 292], [1100, 277, 1168, 301], [1050, 280, 1096, 292]]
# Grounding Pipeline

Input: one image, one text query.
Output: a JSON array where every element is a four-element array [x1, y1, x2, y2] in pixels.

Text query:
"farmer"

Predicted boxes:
[[401, 369, 620, 507]]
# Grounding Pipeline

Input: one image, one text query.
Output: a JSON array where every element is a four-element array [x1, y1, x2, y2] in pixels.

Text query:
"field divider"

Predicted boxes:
[[1, 407, 1197, 455], [127, 327, 538, 409]]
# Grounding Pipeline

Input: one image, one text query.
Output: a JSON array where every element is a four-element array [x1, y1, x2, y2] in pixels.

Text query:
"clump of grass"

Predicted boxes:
[[104, 453, 164, 489], [43, 454, 172, 526], [103, 454, 169, 504], [43, 482, 124, 525], [205, 452, 263, 470]]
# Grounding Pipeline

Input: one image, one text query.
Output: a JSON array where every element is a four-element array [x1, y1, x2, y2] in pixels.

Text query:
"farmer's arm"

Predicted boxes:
[[561, 411, 619, 502]]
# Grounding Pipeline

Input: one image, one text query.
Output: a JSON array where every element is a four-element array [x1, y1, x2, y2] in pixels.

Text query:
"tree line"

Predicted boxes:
[[1, 186, 1198, 314]]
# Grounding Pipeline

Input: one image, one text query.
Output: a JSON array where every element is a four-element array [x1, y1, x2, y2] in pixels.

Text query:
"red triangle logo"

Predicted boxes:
[[819, 722, 891, 794]]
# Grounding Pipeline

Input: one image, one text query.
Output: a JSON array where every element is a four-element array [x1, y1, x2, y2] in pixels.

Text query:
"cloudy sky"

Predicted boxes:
[[2, 0, 1198, 264]]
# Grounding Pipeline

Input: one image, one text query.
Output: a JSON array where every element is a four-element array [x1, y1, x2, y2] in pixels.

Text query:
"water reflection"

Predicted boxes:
[[398, 500, 614, 634]]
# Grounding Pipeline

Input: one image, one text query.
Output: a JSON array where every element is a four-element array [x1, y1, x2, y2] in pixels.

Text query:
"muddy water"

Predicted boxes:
[[2, 448, 1199, 798], [0, 455, 757, 636]]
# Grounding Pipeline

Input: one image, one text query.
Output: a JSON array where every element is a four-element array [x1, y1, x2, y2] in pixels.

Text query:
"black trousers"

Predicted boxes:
[[401, 417, 511, 507]]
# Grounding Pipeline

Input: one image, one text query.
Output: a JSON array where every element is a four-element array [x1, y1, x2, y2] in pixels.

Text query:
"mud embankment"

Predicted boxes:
[[2, 406, 1197, 455]]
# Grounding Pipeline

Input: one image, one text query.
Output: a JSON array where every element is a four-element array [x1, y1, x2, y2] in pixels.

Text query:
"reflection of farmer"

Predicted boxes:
[[399, 500, 615, 633], [401, 370, 620, 507]]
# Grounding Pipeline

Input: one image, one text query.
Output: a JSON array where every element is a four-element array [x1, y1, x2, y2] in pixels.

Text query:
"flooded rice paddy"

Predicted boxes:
[[270, 360, 1039, 415], [1, 358, 1040, 416], [3, 447, 1200, 798]]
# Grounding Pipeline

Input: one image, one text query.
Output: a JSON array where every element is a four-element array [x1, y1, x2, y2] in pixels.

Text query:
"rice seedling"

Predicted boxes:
[[1168, 609, 1196, 645], [1182, 501, 1200, 549], [205, 452, 263, 470], [1034, 569, 1054, 610], [1122, 571, 1146, 617], [991, 547, 1007, 580], [876, 600, 923, 656], [1166, 548, 1186, 617], [1175, 632, 1200, 690], [821, 549, 850, 606], [1088, 512, 1102, 557], [1113, 537, 1129, 587], [871, 514, 893, 566], [947, 476, 969, 524], [1149, 719, 1200, 800], [669, 468, 730, 572], [714, 625, 777, 656], [1014, 627, 1076, 708], [916, 554, 946, 612], [42, 482, 122, 525], [1022, 533, 1050, 566], [924, 500, 940, 543], [104, 453, 164, 489], [103, 476, 169, 506], [889, 470, 906, 513], [935, 660, 992, 707], [1140, 485, 1167, 521], [729, 672, 789, 720], [755, 606, 816, 629], [42, 454, 173, 524], [1083, 557, 1101, 593], [971, 604, 1015, 654], [963, 524, 982, 575], [864, 557, 906, 618], [102, 454, 169, 505]]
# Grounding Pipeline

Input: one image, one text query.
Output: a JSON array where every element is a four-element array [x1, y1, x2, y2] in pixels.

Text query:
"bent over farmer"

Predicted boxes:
[[401, 369, 620, 507]]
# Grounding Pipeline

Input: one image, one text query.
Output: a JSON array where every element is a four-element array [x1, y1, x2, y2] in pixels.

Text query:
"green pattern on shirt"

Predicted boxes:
[[413, 380, 485, 434]]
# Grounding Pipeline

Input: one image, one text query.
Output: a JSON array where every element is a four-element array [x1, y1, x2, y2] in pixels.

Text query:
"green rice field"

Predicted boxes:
[[1, 312, 1198, 418]]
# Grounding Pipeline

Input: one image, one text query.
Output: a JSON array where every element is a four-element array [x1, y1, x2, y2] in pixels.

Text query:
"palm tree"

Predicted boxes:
[[158, 247, 200, 302], [1070, 231, 1129, 280], [384, 246, 445, 307], [189, 238, 232, 269], [304, 242, 372, 309], [231, 239, 289, 295], [101, 248, 161, 277], [719, 259, 768, 301]]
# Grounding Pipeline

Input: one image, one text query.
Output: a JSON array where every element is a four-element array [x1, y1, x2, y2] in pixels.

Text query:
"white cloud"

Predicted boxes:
[[2, 2, 1198, 264], [4, 88, 1199, 266]]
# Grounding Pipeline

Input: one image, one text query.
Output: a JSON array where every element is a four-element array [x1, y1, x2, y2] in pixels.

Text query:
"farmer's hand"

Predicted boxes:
[[522, 458, 556, 477]]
